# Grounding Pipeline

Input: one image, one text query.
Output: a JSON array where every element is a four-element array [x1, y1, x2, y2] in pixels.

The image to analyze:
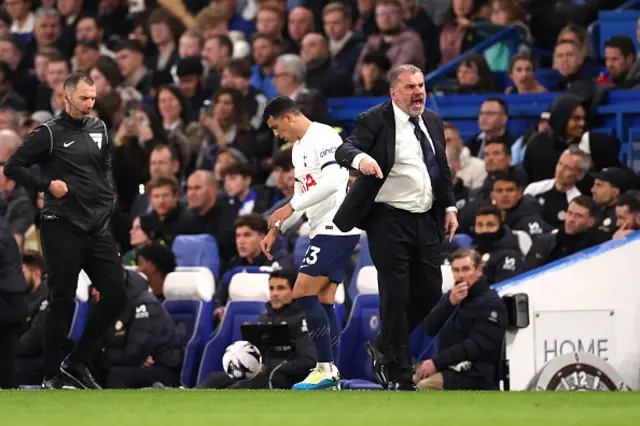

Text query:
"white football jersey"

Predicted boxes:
[[291, 122, 360, 237]]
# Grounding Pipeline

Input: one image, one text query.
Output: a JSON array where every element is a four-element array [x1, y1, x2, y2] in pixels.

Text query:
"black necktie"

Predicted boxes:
[[409, 116, 441, 186]]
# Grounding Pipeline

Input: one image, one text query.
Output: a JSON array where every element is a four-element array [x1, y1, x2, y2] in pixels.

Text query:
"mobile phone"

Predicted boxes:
[[202, 100, 214, 117], [125, 100, 137, 119]]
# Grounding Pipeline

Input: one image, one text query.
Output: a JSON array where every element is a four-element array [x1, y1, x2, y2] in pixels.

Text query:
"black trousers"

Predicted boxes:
[[367, 204, 443, 383], [0, 291, 28, 388], [40, 217, 127, 377]]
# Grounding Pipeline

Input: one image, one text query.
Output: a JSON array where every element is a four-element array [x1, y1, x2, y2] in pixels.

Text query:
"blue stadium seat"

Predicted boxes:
[[162, 270, 215, 388], [163, 299, 213, 388], [348, 236, 373, 301], [337, 294, 381, 381], [449, 233, 473, 249], [598, 11, 640, 57], [172, 234, 220, 278], [68, 300, 89, 342], [294, 235, 310, 267], [196, 301, 266, 384]]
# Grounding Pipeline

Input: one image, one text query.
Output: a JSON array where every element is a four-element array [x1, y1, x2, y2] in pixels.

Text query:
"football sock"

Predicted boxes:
[[322, 303, 340, 361], [297, 296, 333, 363]]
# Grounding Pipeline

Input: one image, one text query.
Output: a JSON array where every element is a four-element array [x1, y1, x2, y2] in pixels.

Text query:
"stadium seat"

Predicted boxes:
[[334, 283, 346, 329], [337, 293, 381, 381], [441, 264, 455, 293], [227, 271, 271, 302], [172, 234, 220, 278], [512, 230, 533, 256], [76, 269, 91, 302], [348, 235, 373, 300], [68, 300, 89, 342], [355, 266, 378, 294], [196, 301, 266, 384], [163, 273, 214, 388], [293, 235, 310, 267]]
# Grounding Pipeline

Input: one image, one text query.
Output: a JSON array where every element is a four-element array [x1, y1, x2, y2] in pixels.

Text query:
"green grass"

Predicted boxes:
[[0, 390, 638, 425]]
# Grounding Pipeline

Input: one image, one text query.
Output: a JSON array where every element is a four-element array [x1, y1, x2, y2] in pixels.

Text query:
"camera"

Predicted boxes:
[[202, 100, 214, 118]]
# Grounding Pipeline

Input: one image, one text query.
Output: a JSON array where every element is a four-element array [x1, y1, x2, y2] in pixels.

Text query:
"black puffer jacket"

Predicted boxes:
[[474, 226, 525, 285]]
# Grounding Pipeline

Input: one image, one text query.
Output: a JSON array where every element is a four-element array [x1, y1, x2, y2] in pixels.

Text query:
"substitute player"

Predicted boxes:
[[261, 96, 360, 390]]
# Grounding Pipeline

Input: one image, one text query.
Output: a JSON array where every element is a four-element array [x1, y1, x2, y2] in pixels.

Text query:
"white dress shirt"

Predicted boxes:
[[353, 102, 457, 214]]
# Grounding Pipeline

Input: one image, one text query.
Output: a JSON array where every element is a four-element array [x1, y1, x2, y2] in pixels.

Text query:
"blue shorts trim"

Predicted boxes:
[[299, 234, 359, 284]]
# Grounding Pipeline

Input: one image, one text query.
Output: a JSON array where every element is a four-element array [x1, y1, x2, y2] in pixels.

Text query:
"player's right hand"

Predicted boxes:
[[359, 156, 383, 179], [260, 229, 278, 260], [49, 180, 68, 198]]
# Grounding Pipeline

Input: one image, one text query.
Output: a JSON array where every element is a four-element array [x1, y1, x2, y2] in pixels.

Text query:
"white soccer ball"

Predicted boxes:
[[222, 340, 262, 380]]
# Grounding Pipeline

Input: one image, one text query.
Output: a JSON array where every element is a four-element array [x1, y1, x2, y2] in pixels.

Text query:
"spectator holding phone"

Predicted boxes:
[[415, 249, 507, 391]]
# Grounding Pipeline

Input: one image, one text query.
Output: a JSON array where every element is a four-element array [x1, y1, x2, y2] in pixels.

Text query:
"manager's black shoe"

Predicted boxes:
[[42, 375, 77, 389], [391, 381, 418, 391], [60, 358, 102, 389], [365, 340, 389, 387]]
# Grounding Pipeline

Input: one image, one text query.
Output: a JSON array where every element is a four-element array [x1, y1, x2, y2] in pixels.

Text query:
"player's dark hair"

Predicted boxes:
[[570, 195, 599, 218], [272, 148, 294, 171], [235, 213, 268, 235], [136, 242, 177, 277], [492, 170, 518, 187], [451, 248, 482, 268], [22, 250, 45, 274], [269, 269, 297, 290], [476, 205, 503, 226], [616, 189, 640, 213], [264, 96, 301, 120]]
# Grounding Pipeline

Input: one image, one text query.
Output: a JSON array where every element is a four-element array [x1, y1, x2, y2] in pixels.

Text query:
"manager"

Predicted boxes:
[[4, 72, 127, 389], [334, 64, 458, 390]]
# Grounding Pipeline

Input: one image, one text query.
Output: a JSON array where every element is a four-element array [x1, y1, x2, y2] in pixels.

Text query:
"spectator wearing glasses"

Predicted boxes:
[[467, 98, 516, 158]]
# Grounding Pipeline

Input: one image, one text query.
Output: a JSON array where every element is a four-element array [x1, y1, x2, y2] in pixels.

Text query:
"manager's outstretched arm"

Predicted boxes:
[[335, 114, 377, 170]]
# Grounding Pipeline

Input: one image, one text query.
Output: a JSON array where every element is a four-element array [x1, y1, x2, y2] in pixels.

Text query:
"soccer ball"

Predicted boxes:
[[222, 341, 262, 380]]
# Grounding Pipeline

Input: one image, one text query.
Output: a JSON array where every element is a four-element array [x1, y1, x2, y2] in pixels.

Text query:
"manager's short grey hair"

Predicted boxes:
[[35, 7, 60, 20], [388, 64, 423, 88], [564, 144, 591, 172], [276, 54, 307, 83]]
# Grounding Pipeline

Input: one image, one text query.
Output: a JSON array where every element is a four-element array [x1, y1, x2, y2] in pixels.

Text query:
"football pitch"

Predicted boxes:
[[1, 390, 638, 425]]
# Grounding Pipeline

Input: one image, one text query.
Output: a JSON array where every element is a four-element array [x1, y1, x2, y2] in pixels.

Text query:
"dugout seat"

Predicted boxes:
[[68, 300, 89, 342], [197, 301, 266, 384], [163, 271, 214, 388], [294, 235, 310, 267], [226, 271, 271, 302], [334, 283, 346, 330], [348, 235, 373, 300], [172, 234, 220, 278], [337, 293, 381, 381]]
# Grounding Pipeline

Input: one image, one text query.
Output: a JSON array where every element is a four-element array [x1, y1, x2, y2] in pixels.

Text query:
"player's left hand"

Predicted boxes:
[[415, 359, 437, 380], [268, 203, 294, 230], [445, 211, 459, 242]]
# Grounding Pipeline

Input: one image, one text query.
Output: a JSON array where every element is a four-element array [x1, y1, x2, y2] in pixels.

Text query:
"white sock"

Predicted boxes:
[[318, 362, 333, 372]]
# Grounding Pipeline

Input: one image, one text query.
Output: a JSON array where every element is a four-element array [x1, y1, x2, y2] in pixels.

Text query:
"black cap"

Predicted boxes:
[[592, 167, 631, 191], [76, 39, 100, 51], [176, 57, 204, 77]]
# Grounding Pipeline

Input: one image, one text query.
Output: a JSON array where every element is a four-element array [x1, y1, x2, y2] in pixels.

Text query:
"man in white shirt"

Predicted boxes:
[[334, 64, 458, 390], [260, 96, 360, 390]]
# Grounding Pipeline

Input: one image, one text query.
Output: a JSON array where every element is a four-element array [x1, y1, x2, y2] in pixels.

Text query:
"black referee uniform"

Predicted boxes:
[[4, 110, 127, 387]]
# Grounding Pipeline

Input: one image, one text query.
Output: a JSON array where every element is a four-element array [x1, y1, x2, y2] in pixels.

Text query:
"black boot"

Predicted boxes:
[[365, 340, 389, 387], [60, 357, 102, 389]]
